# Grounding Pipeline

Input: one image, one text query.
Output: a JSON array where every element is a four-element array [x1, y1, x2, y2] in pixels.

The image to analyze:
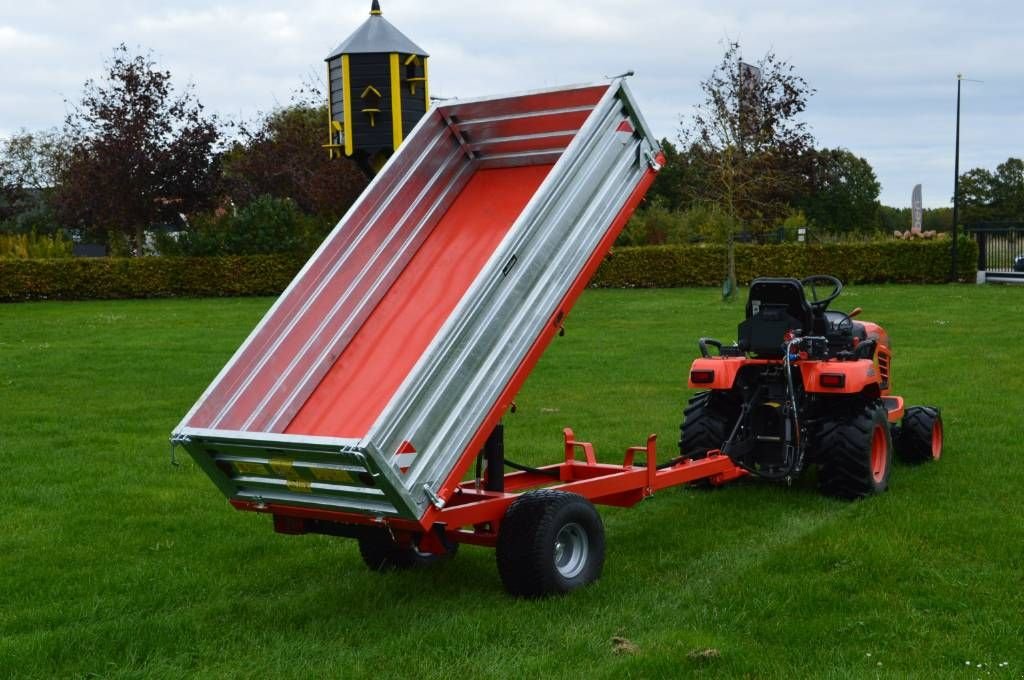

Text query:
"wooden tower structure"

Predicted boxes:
[[324, 0, 430, 174]]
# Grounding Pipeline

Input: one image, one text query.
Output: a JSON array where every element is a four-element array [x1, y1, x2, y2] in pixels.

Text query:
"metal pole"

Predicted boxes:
[[951, 75, 962, 282]]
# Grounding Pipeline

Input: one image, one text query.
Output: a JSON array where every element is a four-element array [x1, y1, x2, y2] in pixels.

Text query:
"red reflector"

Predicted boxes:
[[273, 515, 307, 535], [690, 369, 715, 384], [820, 373, 845, 388]]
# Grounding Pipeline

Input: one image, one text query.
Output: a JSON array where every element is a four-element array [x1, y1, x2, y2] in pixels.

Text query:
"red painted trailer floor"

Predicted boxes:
[[286, 163, 554, 438]]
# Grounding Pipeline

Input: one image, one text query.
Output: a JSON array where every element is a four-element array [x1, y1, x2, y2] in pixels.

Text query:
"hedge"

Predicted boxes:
[[0, 239, 977, 302], [590, 238, 978, 288], [0, 254, 305, 302]]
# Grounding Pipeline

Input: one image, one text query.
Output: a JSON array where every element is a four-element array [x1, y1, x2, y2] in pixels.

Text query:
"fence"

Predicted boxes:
[[969, 225, 1024, 283]]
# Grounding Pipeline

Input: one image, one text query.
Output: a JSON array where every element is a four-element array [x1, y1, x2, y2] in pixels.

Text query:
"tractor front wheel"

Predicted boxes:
[[496, 490, 605, 597], [896, 406, 943, 464], [818, 401, 892, 500], [358, 529, 457, 571]]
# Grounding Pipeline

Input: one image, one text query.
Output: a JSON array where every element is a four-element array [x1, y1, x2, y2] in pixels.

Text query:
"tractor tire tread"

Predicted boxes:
[[897, 406, 942, 464], [678, 391, 735, 460], [496, 490, 604, 598], [817, 400, 892, 500]]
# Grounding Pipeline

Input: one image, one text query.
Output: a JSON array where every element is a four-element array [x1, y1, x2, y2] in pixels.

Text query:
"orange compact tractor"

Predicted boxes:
[[681, 276, 943, 499]]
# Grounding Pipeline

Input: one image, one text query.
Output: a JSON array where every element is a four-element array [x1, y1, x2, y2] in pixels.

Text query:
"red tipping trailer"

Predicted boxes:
[[173, 79, 743, 596]]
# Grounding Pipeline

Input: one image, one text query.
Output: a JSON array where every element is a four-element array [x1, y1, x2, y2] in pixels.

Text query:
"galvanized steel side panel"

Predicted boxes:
[[367, 81, 660, 515], [174, 81, 660, 524], [175, 428, 414, 518]]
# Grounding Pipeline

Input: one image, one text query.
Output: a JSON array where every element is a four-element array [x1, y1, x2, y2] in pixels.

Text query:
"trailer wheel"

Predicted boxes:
[[358, 529, 457, 571], [896, 406, 943, 464], [818, 401, 892, 500], [679, 391, 736, 460], [496, 490, 605, 597]]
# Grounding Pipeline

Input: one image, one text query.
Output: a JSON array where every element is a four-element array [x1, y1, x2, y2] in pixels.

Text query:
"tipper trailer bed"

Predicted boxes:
[[172, 79, 744, 596]]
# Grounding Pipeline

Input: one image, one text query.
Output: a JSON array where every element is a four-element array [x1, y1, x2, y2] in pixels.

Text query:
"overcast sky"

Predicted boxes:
[[1, 0, 1021, 207]]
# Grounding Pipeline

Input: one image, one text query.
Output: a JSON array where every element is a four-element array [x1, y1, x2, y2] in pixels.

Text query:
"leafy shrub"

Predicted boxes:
[[0, 239, 978, 302], [592, 238, 978, 288], [0, 231, 72, 259], [619, 201, 737, 246], [0, 254, 304, 301], [155, 195, 334, 257]]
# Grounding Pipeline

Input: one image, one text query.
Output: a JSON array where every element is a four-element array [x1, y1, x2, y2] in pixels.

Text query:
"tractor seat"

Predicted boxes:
[[738, 278, 815, 357]]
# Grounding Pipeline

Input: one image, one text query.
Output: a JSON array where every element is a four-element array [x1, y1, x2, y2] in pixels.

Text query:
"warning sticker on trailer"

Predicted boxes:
[[394, 440, 417, 474], [309, 467, 356, 485], [285, 479, 312, 493], [234, 461, 268, 476]]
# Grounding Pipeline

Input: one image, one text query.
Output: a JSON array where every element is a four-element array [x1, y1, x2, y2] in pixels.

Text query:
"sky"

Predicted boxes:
[[1, 0, 1021, 208]]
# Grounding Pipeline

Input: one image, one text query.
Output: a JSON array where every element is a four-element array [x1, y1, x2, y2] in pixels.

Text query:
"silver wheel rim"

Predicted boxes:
[[553, 522, 589, 579]]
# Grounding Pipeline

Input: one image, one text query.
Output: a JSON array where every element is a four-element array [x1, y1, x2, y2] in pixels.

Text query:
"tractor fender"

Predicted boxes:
[[687, 357, 744, 390], [859, 321, 890, 349], [800, 360, 881, 396]]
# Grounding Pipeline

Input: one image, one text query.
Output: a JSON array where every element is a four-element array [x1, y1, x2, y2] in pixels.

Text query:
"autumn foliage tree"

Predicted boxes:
[[220, 104, 366, 219], [54, 44, 221, 254], [678, 41, 815, 296]]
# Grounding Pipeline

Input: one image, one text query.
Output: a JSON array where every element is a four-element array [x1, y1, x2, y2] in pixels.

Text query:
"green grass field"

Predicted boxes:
[[2, 285, 1023, 678]]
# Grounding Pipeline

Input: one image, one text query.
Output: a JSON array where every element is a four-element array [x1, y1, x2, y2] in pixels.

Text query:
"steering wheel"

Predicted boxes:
[[801, 275, 843, 312]]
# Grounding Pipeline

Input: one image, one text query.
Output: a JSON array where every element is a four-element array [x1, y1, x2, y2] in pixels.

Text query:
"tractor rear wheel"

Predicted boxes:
[[896, 406, 943, 464], [358, 529, 457, 571], [496, 490, 605, 597], [818, 400, 892, 500], [679, 391, 736, 460]]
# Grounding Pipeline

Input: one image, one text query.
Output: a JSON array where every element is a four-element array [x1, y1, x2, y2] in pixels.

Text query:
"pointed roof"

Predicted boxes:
[[325, 1, 428, 60]]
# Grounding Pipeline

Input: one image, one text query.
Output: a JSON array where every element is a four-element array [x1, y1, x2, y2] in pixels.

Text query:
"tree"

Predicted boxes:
[[220, 104, 366, 219], [644, 139, 695, 212], [958, 168, 995, 224], [802, 148, 881, 232], [0, 129, 66, 230], [878, 206, 952, 233], [156, 194, 329, 257], [958, 157, 1024, 226], [54, 44, 221, 254], [678, 41, 815, 297]]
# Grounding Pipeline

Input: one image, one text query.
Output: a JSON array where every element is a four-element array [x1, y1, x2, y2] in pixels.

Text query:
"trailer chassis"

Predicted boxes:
[[237, 427, 746, 594]]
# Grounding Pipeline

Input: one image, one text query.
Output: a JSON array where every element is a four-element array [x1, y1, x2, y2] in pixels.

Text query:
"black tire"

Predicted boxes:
[[496, 490, 605, 598], [896, 406, 943, 464], [817, 400, 893, 500], [679, 391, 736, 459], [358, 529, 457, 571]]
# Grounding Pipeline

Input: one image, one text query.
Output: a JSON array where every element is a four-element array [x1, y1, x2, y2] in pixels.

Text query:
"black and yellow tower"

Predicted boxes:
[[325, 0, 430, 174]]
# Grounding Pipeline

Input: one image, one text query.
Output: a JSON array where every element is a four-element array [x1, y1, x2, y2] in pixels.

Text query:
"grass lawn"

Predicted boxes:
[[1, 284, 1023, 678]]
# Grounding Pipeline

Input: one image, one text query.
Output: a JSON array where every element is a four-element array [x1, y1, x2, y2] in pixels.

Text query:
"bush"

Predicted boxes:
[[591, 238, 978, 288], [619, 201, 737, 246], [155, 195, 334, 257], [0, 239, 978, 302], [0, 231, 72, 259], [0, 254, 305, 301]]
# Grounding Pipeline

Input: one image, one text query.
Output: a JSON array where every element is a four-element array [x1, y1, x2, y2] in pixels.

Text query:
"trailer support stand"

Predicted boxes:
[[483, 424, 505, 493]]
